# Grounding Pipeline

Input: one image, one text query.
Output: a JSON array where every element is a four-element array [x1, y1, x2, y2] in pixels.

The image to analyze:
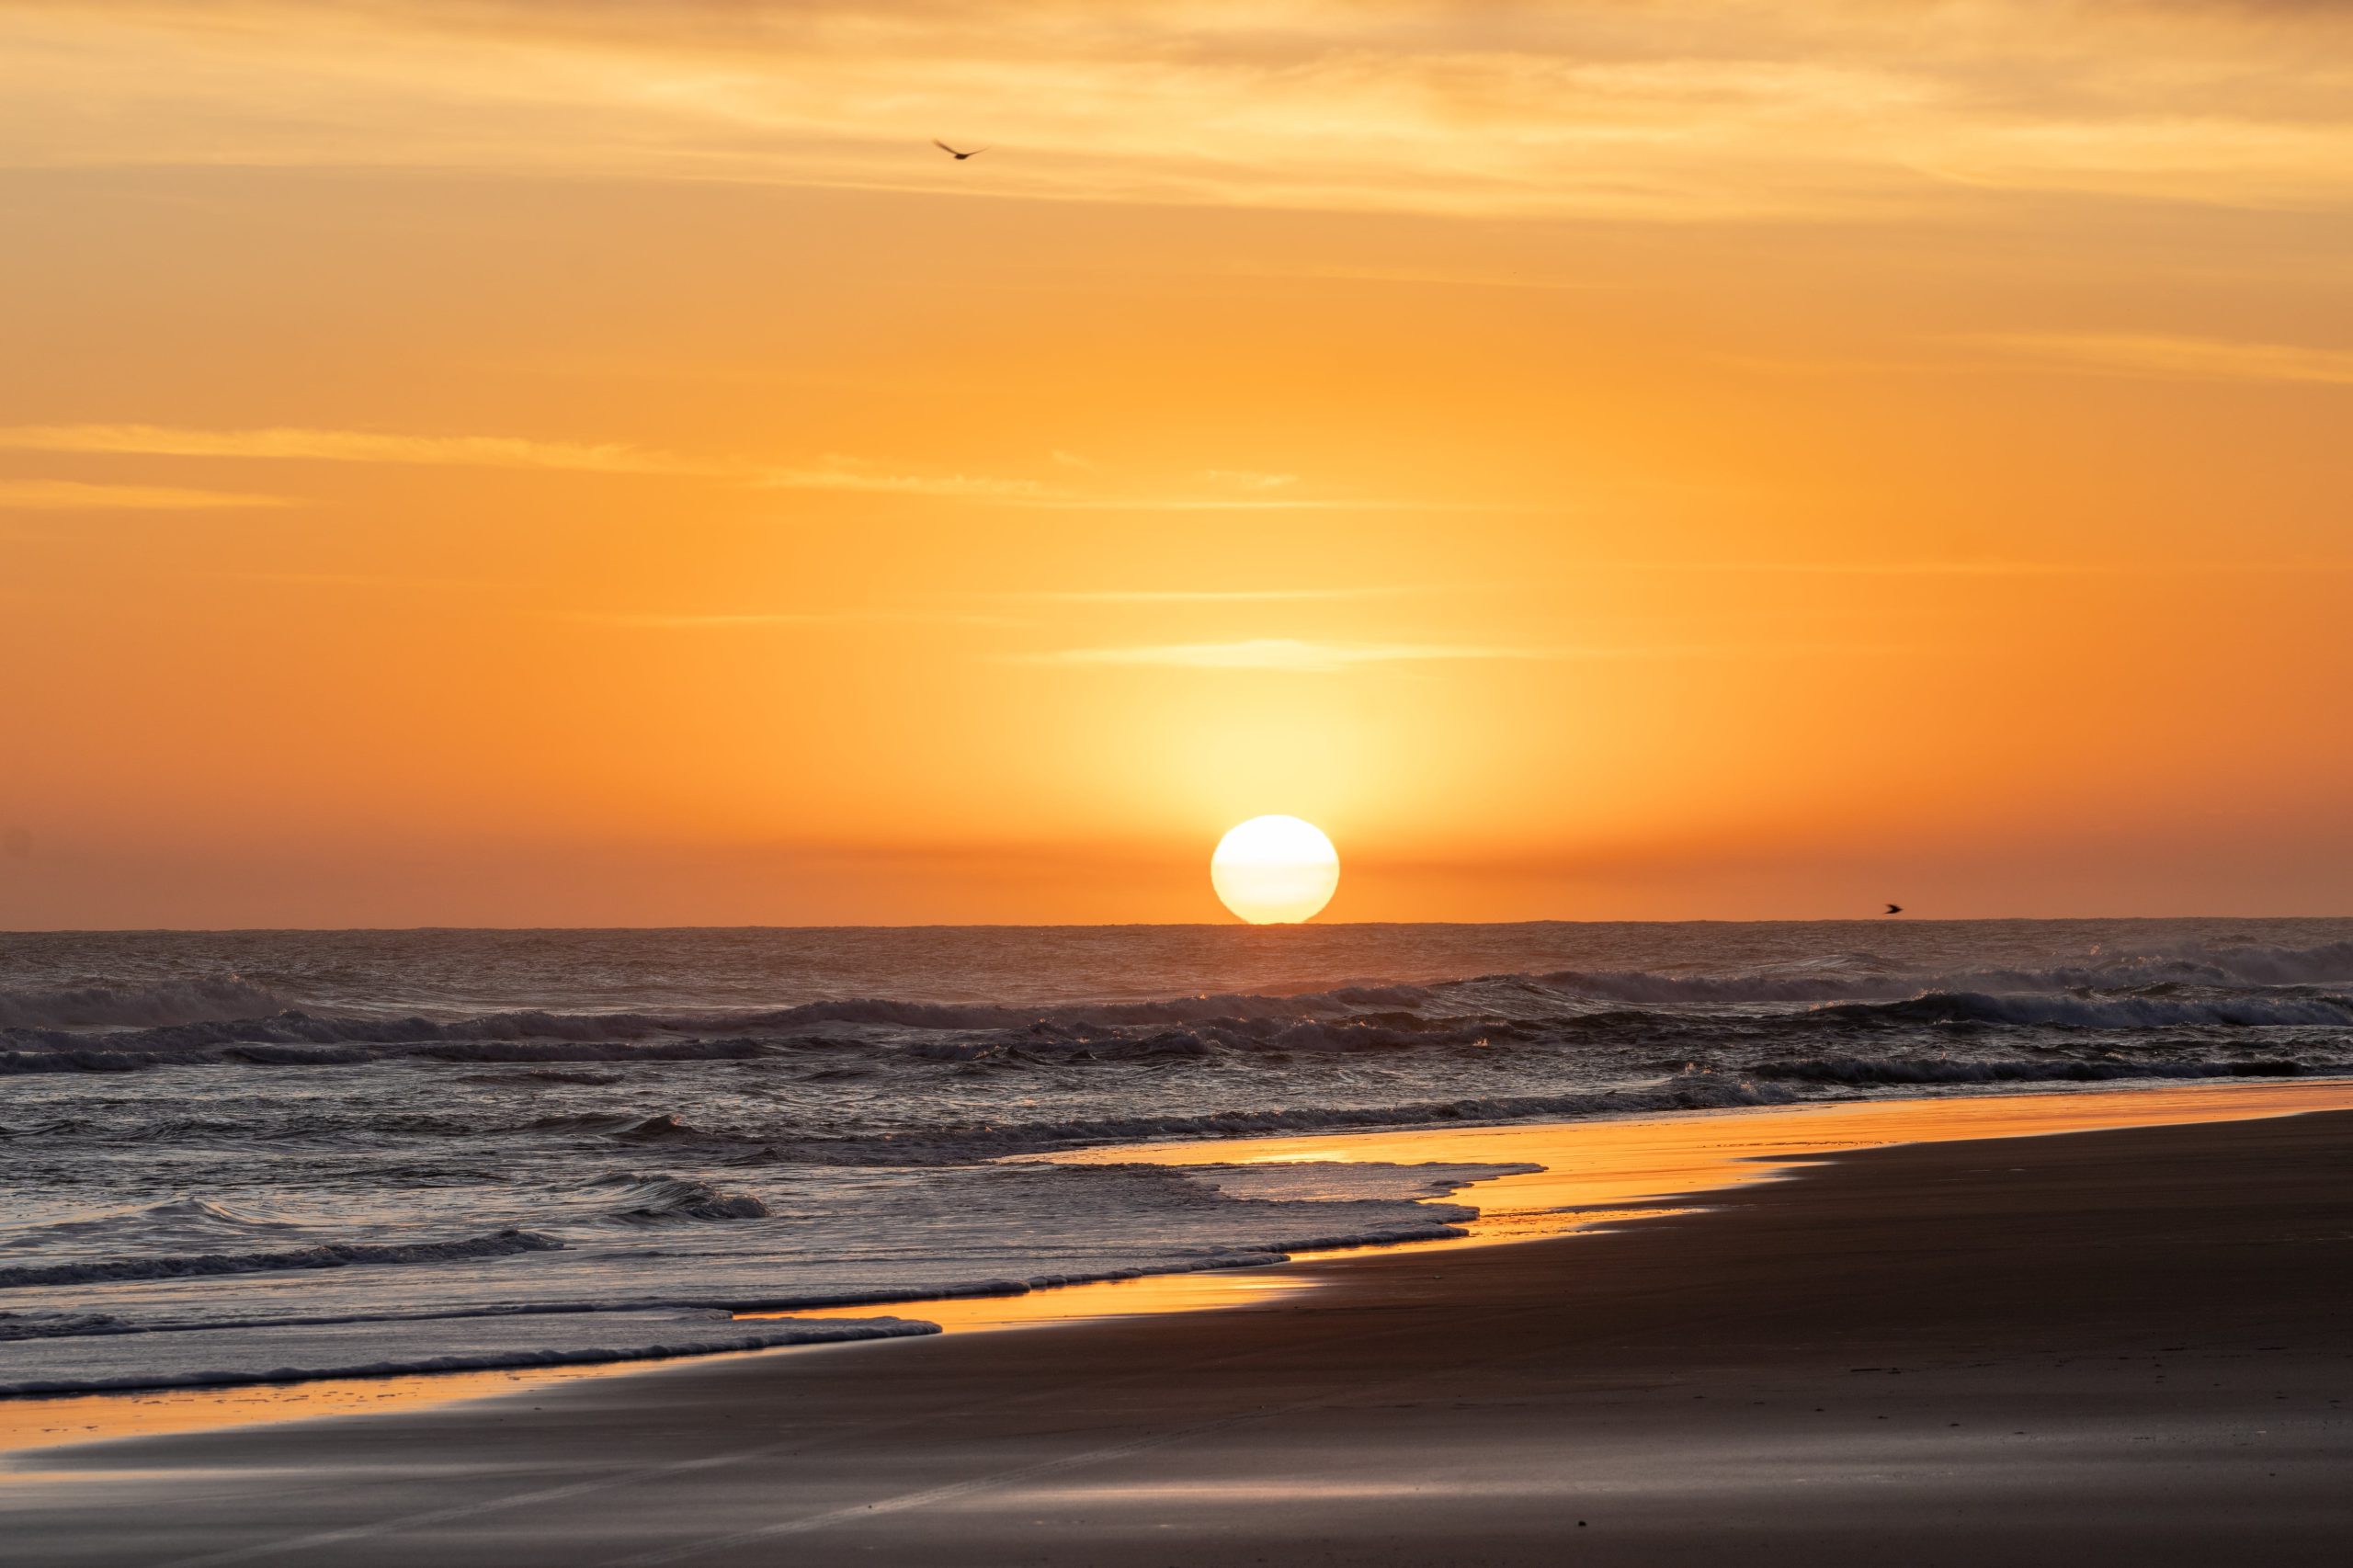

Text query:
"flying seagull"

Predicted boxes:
[[1885, 903, 1904, 915], [933, 140, 987, 160]]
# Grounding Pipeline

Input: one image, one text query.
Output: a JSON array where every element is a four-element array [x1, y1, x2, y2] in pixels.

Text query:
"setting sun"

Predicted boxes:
[[1211, 815, 1340, 925]]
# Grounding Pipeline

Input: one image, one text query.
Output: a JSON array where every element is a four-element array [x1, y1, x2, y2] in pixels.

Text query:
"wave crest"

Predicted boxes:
[[0, 975, 293, 1030], [593, 1175, 771, 1222], [0, 1228, 563, 1290]]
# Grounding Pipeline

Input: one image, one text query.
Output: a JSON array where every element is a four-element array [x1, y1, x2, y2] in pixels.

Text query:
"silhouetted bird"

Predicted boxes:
[[1885, 903, 1904, 915], [933, 140, 987, 160]]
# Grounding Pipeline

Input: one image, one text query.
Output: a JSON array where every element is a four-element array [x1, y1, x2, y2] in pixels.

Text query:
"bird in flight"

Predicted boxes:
[[933, 140, 987, 160], [1885, 903, 1904, 915]]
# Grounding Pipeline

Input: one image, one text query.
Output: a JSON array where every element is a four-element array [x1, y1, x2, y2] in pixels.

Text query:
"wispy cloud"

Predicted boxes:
[[577, 609, 1024, 630], [9, 3, 2353, 220], [1019, 637, 1938, 671], [0, 424, 1058, 498], [1004, 586, 1414, 605], [0, 424, 701, 474], [1590, 559, 2105, 577], [0, 424, 1414, 510], [1016, 495, 1487, 514], [1020, 639, 1581, 673], [1570, 558, 2353, 576], [1230, 264, 1607, 293], [1978, 333, 2353, 387], [753, 461, 1054, 501], [0, 479, 292, 510]]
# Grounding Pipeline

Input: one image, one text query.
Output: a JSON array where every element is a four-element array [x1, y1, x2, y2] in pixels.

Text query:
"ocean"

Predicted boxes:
[[5, 918, 2350, 1395]]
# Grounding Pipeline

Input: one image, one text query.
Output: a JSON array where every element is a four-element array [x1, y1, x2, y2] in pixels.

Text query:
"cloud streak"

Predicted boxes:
[[0, 424, 702, 474], [1019, 637, 1945, 670], [1017, 639, 1555, 672], [1003, 586, 1417, 604], [578, 609, 1024, 630], [0, 479, 292, 510], [1979, 332, 2353, 387], [0, 424, 1436, 512], [9, 3, 2353, 220]]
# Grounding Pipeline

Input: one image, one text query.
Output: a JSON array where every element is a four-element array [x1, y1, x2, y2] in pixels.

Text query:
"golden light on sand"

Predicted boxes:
[[1211, 815, 1339, 925]]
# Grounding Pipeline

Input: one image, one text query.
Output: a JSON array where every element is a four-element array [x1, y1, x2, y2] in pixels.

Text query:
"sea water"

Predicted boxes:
[[5, 919, 2350, 1392]]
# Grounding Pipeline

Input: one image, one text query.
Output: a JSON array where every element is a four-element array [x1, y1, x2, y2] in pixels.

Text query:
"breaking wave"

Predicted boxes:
[[0, 1228, 563, 1290], [761, 1071, 1807, 1164], [0, 976, 294, 1031], [593, 1175, 772, 1222], [1754, 1056, 2311, 1085], [1814, 990, 2353, 1029]]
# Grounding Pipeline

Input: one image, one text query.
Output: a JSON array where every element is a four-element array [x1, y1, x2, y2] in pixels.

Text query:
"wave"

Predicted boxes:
[[0, 1228, 563, 1290], [6, 934, 2351, 1032], [1814, 991, 2353, 1028], [761, 1071, 1807, 1164], [0, 1036, 771, 1075], [6, 941, 2352, 1094], [1533, 939, 2353, 1006], [0, 1196, 307, 1245], [0, 975, 295, 1031], [1754, 1056, 2311, 1085], [0, 1311, 136, 1342], [592, 1175, 771, 1223]]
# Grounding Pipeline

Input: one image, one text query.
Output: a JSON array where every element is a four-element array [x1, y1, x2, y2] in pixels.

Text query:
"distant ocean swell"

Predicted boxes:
[[5, 935, 2352, 1038]]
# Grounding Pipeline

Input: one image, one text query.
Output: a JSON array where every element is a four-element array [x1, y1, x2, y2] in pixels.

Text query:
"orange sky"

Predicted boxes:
[[3, 1, 2351, 926]]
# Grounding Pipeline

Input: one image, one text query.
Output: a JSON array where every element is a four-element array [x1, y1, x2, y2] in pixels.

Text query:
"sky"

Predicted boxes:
[[3, 0, 2352, 926]]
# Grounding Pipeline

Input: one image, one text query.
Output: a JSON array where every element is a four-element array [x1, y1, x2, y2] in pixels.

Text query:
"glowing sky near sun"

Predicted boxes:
[[3, 2, 2351, 926]]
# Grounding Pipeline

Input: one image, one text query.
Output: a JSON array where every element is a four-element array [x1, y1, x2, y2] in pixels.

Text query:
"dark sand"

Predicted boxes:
[[6, 1108, 2350, 1566]]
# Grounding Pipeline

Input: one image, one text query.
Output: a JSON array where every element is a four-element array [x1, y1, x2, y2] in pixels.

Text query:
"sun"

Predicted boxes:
[[1211, 815, 1340, 925]]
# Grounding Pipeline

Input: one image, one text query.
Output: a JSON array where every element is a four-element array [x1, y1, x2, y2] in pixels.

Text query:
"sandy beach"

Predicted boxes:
[[6, 1085, 2350, 1566]]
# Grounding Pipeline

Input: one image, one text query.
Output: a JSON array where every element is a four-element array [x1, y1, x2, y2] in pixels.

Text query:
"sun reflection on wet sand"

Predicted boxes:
[[1056, 1080, 2353, 1254], [0, 1363, 617, 1462], [767, 1264, 1319, 1332], [6, 1079, 2349, 1464]]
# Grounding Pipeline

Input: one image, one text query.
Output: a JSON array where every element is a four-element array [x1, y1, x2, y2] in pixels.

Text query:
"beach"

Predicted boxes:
[[17, 2, 2353, 1557], [6, 1086, 2350, 1566]]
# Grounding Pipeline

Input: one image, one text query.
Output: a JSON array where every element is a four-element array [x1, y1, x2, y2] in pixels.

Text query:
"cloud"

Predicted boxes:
[[1004, 586, 1415, 604], [1977, 332, 2353, 386], [0, 423, 1444, 512], [0, 424, 1067, 501], [1017, 639, 1577, 672], [752, 461, 1056, 501], [1017, 494, 1480, 513], [1588, 559, 2107, 576], [0, 479, 292, 509], [577, 609, 1023, 630], [1572, 557, 2353, 575], [0, 424, 704, 474], [1018, 636, 1941, 669], [12, 2, 2353, 219]]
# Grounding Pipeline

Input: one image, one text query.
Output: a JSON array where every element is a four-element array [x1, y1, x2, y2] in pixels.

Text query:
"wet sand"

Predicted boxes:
[[6, 1089, 2352, 1564]]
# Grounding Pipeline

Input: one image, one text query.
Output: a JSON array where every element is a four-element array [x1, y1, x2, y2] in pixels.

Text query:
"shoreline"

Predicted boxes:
[[6, 1076, 2352, 1463], [8, 1092, 2348, 1563]]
